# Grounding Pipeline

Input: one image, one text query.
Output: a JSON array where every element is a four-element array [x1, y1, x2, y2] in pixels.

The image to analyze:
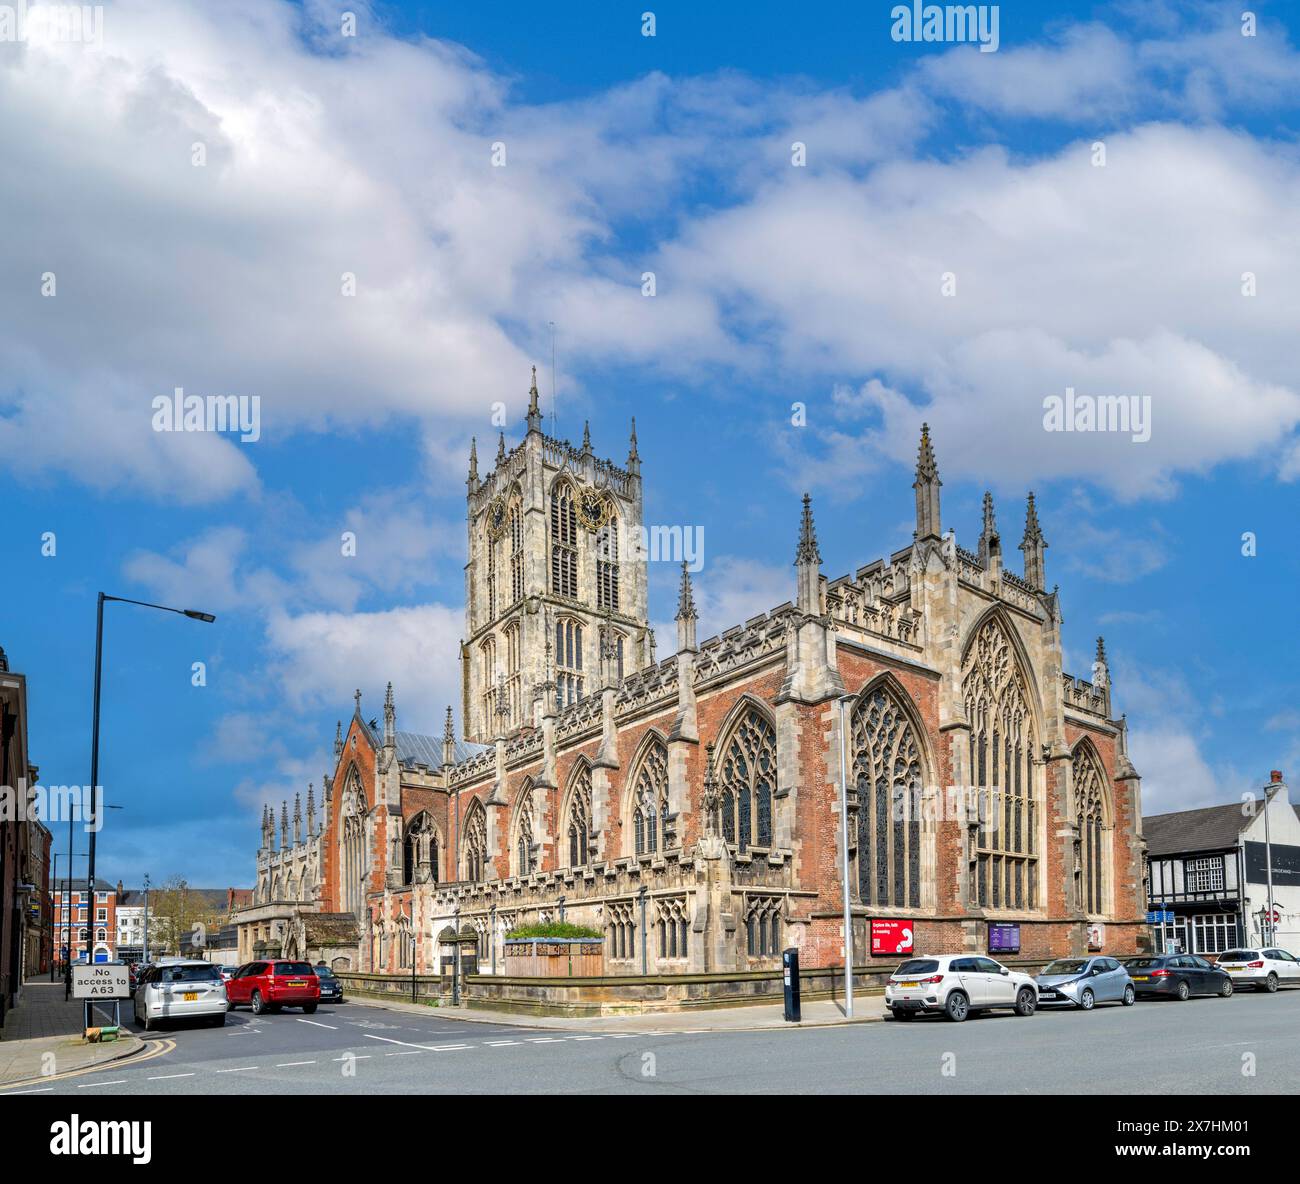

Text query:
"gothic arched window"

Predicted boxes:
[[509, 500, 524, 604], [720, 708, 777, 852], [550, 482, 578, 598], [463, 801, 488, 882], [631, 740, 669, 856], [566, 765, 593, 868], [479, 636, 497, 734], [1073, 744, 1109, 915], [597, 514, 620, 611], [851, 681, 923, 909], [555, 617, 584, 708], [962, 614, 1039, 910], [515, 790, 536, 876]]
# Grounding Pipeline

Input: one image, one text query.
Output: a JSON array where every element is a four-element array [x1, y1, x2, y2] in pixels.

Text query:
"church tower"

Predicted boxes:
[[460, 369, 650, 743]]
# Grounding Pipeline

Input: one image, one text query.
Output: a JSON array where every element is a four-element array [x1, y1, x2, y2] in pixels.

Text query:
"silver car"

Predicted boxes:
[[1034, 956, 1134, 1009]]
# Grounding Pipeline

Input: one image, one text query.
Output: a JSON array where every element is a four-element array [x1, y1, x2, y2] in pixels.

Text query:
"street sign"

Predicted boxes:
[[72, 962, 129, 999]]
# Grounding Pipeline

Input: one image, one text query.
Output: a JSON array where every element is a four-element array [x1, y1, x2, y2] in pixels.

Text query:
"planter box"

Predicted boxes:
[[503, 938, 604, 977]]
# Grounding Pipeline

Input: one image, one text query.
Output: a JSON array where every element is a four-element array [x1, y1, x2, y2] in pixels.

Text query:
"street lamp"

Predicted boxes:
[[72, 592, 214, 1000]]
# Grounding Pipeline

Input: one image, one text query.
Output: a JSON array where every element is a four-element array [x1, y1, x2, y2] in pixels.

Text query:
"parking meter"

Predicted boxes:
[[782, 947, 801, 1022]]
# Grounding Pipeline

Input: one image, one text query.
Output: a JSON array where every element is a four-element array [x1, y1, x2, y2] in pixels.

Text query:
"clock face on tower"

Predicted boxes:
[[486, 496, 507, 540], [576, 488, 610, 532]]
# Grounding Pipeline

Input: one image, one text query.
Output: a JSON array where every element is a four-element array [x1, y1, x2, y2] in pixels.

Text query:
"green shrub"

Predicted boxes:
[[505, 921, 603, 940]]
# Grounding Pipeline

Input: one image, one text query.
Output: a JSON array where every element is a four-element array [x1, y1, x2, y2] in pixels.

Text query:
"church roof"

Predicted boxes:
[[362, 723, 488, 771]]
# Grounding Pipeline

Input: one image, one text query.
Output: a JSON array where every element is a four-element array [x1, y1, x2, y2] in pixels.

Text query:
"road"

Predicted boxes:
[[6, 988, 1299, 1095]]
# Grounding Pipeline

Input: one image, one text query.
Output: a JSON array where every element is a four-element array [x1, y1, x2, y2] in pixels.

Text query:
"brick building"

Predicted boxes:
[[1, 644, 39, 1019], [243, 402, 1148, 979], [54, 880, 117, 965]]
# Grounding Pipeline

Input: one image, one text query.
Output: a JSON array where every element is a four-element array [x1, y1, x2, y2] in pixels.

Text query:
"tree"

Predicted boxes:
[[147, 876, 225, 958]]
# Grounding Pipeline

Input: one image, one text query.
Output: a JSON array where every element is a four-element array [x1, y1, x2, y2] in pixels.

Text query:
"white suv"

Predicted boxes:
[[1215, 947, 1300, 992], [885, 954, 1039, 1022]]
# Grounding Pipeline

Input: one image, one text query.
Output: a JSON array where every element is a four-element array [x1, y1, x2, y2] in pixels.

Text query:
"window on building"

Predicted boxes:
[[962, 615, 1039, 910], [463, 803, 488, 883], [1185, 856, 1225, 894], [721, 709, 778, 853], [516, 792, 536, 877], [480, 636, 497, 732], [503, 621, 521, 727], [596, 516, 620, 611], [1073, 743, 1109, 915], [566, 765, 592, 868], [510, 502, 524, 604], [555, 618, 584, 708], [851, 683, 923, 910], [550, 482, 578, 598], [631, 741, 670, 856]]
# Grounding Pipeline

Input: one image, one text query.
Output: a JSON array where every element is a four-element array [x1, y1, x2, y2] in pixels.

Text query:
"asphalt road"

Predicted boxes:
[[7, 988, 1300, 1095]]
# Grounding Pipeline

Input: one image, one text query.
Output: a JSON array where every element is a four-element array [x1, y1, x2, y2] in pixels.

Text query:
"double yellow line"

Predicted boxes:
[[0, 1036, 176, 1092]]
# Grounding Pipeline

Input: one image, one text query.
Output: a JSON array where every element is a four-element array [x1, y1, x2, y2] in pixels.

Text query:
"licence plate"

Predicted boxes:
[[287, 981, 306, 987], [183, 992, 198, 1001], [1132, 975, 1149, 981], [898, 981, 919, 989], [1225, 967, 1242, 972]]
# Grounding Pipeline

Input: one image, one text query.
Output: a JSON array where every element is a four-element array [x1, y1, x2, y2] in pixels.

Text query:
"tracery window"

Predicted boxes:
[[555, 618, 584, 708], [516, 789, 536, 876], [607, 900, 637, 960], [479, 636, 497, 732], [509, 501, 524, 604], [962, 615, 1038, 910], [851, 682, 923, 909], [462, 801, 488, 882], [503, 621, 521, 727], [550, 482, 578, 598], [596, 515, 620, 611], [566, 765, 592, 868], [745, 897, 782, 958], [1073, 744, 1109, 915], [631, 740, 670, 856], [655, 897, 689, 960], [486, 522, 498, 620], [720, 709, 777, 852]]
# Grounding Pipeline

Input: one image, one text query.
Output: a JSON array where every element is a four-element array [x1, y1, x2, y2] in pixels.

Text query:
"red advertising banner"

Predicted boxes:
[[870, 918, 914, 956]]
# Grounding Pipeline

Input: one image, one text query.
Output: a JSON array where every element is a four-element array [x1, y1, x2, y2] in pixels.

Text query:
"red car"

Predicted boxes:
[[225, 959, 320, 1015]]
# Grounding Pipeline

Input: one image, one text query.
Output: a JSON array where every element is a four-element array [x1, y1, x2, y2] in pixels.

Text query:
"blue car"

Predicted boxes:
[[1034, 956, 1135, 1009], [313, 964, 344, 1002]]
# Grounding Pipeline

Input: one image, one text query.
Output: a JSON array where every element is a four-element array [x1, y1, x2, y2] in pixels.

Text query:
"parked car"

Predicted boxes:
[[1035, 956, 1135, 1009], [1214, 948, 1300, 992], [225, 960, 321, 1015], [217, 965, 238, 983], [313, 964, 344, 1003], [885, 954, 1038, 1022], [133, 960, 228, 1030], [1123, 954, 1233, 1000]]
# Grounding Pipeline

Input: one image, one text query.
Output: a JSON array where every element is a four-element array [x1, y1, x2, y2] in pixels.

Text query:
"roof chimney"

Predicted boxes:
[[1270, 769, 1284, 783]]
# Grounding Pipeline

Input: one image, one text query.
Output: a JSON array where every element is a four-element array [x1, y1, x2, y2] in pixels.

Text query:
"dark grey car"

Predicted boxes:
[[1035, 956, 1135, 1009]]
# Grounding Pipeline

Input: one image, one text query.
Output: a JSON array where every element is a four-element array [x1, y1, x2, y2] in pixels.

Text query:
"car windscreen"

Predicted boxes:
[[1041, 959, 1089, 974], [157, 965, 221, 983], [273, 962, 315, 976], [314, 966, 335, 977], [1218, 951, 1257, 962], [1123, 957, 1162, 969], [894, 960, 939, 975]]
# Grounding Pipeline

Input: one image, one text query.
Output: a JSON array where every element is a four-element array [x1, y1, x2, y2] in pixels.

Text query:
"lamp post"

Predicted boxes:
[[837, 693, 856, 1019], [80, 593, 214, 990], [142, 873, 151, 965]]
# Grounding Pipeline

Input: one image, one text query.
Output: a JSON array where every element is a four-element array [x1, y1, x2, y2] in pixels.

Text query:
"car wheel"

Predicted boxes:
[[1015, 988, 1037, 1017], [1122, 985, 1135, 1006], [1175, 979, 1190, 1001], [303, 1003, 318, 1014], [251, 990, 265, 1016], [1079, 988, 1095, 1011], [944, 991, 970, 1022], [1265, 973, 1279, 994], [1219, 977, 1234, 998]]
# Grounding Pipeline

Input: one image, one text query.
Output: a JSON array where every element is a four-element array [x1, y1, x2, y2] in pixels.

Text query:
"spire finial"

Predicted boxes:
[[467, 436, 479, 488], [333, 719, 343, 760], [1018, 491, 1048, 589], [384, 681, 395, 744], [496, 431, 506, 462], [675, 561, 697, 622], [794, 493, 821, 566], [527, 365, 542, 431], [444, 705, 455, 744], [979, 490, 1001, 566], [353, 688, 362, 714], [912, 423, 942, 541], [1096, 636, 1107, 666], [582, 419, 592, 453]]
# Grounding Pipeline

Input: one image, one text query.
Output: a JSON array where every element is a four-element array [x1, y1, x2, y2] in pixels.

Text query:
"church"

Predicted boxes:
[[236, 372, 1148, 984]]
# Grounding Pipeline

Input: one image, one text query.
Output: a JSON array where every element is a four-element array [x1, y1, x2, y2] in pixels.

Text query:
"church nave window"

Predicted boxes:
[[631, 741, 670, 856], [566, 765, 593, 868], [720, 709, 777, 853], [555, 618, 584, 708], [596, 516, 620, 611]]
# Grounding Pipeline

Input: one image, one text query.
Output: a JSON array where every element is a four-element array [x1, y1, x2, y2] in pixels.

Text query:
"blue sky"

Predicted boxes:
[[3, 0, 1299, 889]]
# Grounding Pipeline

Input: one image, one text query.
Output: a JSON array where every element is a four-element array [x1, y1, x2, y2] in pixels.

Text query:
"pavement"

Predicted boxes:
[[5, 979, 1297, 1095], [339, 991, 890, 1032], [0, 979, 146, 1088]]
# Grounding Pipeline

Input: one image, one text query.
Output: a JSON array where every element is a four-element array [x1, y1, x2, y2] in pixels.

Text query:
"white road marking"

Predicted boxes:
[[528, 1037, 562, 1043], [8, 1087, 54, 1094], [484, 1040, 522, 1047], [78, 1079, 127, 1088], [147, 1073, 195, 1081], [215, 1066, 259, 1073], [296, 1019, 337, 1029], [365, 1034, 439, 1050], [569, 1035, 603, 1041], [275, 1061, 317, 1067], [333, 1054, 371, 1061]]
